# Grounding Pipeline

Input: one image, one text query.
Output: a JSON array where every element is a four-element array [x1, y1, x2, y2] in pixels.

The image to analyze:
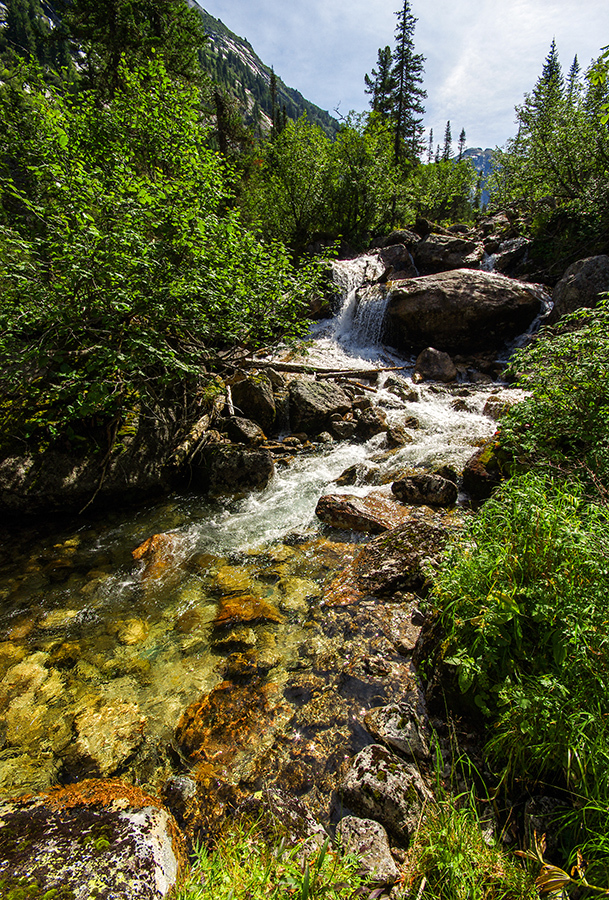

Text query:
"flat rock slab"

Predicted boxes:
[[316, 491, 413, 534], [336, 816, 399, 884], [0, 779, 186, 899], [341, 744, 433, 841]]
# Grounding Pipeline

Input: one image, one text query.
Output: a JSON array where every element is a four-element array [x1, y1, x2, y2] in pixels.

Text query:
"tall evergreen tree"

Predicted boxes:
[[442, 120, 452, 161], [390, 0, 426, 166], [427, 127, 434, 163], [364, 45, 396, 120], [457, 127, 466, 161]]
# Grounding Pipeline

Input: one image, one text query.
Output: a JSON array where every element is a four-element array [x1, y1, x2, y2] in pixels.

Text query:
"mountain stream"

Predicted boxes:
[[0, 259, 525, 825]]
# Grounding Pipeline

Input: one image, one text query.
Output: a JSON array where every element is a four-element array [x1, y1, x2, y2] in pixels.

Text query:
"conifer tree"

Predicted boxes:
[[364, 45, 396, 120], [442, 120, 452, 161], [427, 127, 434, 163], [391, 0, 426, 166], [458, 127, 466, 161]]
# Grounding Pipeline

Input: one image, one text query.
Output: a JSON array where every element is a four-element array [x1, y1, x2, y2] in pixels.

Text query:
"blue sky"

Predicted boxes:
[[197, 0, 608, 150]]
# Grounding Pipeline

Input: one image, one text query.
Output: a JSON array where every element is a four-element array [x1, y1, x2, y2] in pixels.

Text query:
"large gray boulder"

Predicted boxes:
[[192, 445, 274, 492], [546, 255, 609, 325], [387, 269, 542, 353], [0, 779, 186, 898], [288, 379, 352, 434], [335, 816, 399, 884], [412, 234, 484, 274]]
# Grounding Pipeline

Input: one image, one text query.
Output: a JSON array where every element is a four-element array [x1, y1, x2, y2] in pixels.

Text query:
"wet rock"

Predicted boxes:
[[132, 532, 182, 582], [222, 416, 266, 446], [378, 230, 420, 249], [111, 618, 149, 645], [71, 701, 146, 777], [288, 380, 352, 434], [335, 816, 399, 884], [341, 744, 432, 841], [193, 445, 275, 493], [175, 678, 288, 767], [323, 512, 455, 605], [211, 625, 257, 650], [315, 491, 413, 534], [483, 393, 520, 420], [547, 255, 609, 325], [378, 243, 418, 280], [39, 608, 81, 630], [214, 594, 284, 628], [462, 439, 505, 507], [0, 779, 186, 899], [355, 407, 388, 439], [230, 373, 276, 432], [160, 775, 197, 829], [329, 419, 358, 440], [388, 269, 542, 354], [412, 233, 484, 275], [386, 424, 413, 448], [364, 690, 432, 761], [0, 642, 26, 680], [491, 236, 531, 274], [391, 473, 458, 507], [414, 347, 457, 383]]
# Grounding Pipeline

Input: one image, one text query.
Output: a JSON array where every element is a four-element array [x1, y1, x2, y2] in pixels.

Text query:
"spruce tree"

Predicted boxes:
[[391, 0, 426, 166], [457, 127, 466, 161], [427, 127, 434, 163], [364, 45, 396, 120], [442, 120, 452, 160]]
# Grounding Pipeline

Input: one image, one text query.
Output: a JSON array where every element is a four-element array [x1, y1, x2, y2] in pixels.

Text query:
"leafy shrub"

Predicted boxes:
[[432, 472, 609, 789], [500, 299, 609, 497], [0, 61, 324, 447]]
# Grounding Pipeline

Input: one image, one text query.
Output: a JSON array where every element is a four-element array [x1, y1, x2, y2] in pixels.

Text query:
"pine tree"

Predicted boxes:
[[391, 0, 426, 166], [427, 127, 434, 163], [364, 45, 396, 120], [567, 55, 581, 100], [442, 120, 452, 161], [457, 127, 466, 161]]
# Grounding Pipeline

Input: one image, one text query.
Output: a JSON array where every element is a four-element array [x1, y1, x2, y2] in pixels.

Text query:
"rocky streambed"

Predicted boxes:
[[1, 217, 577, 897]]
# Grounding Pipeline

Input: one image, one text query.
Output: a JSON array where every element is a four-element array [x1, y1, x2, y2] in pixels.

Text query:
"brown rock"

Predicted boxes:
[[323, 511, 456, 605], [72, 701, 146, 777], [392, 473, 458, 506], [132, 532, 181, 581], [214, 594, 284, 628], [315, 491, 413, 534], [414, 347, 457, 383]]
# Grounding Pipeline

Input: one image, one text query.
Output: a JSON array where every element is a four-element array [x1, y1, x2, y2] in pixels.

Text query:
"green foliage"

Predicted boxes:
[[500, 299, 609, 494], [488, 42, 609, 263], [434, 472, 609, 782], [175, 821, 364, 900], [406, 157, 477, 223], [242, 113, 403, 249], [0, 60, 323, 446], [407, 785, 537, 900]]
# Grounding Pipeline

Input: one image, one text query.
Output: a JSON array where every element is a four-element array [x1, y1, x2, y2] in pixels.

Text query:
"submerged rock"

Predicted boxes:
[[213, 594, 284, 628], [132, 532, 183, 582], [0, 779, 186, 899], [69, 700, 146, 778]]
